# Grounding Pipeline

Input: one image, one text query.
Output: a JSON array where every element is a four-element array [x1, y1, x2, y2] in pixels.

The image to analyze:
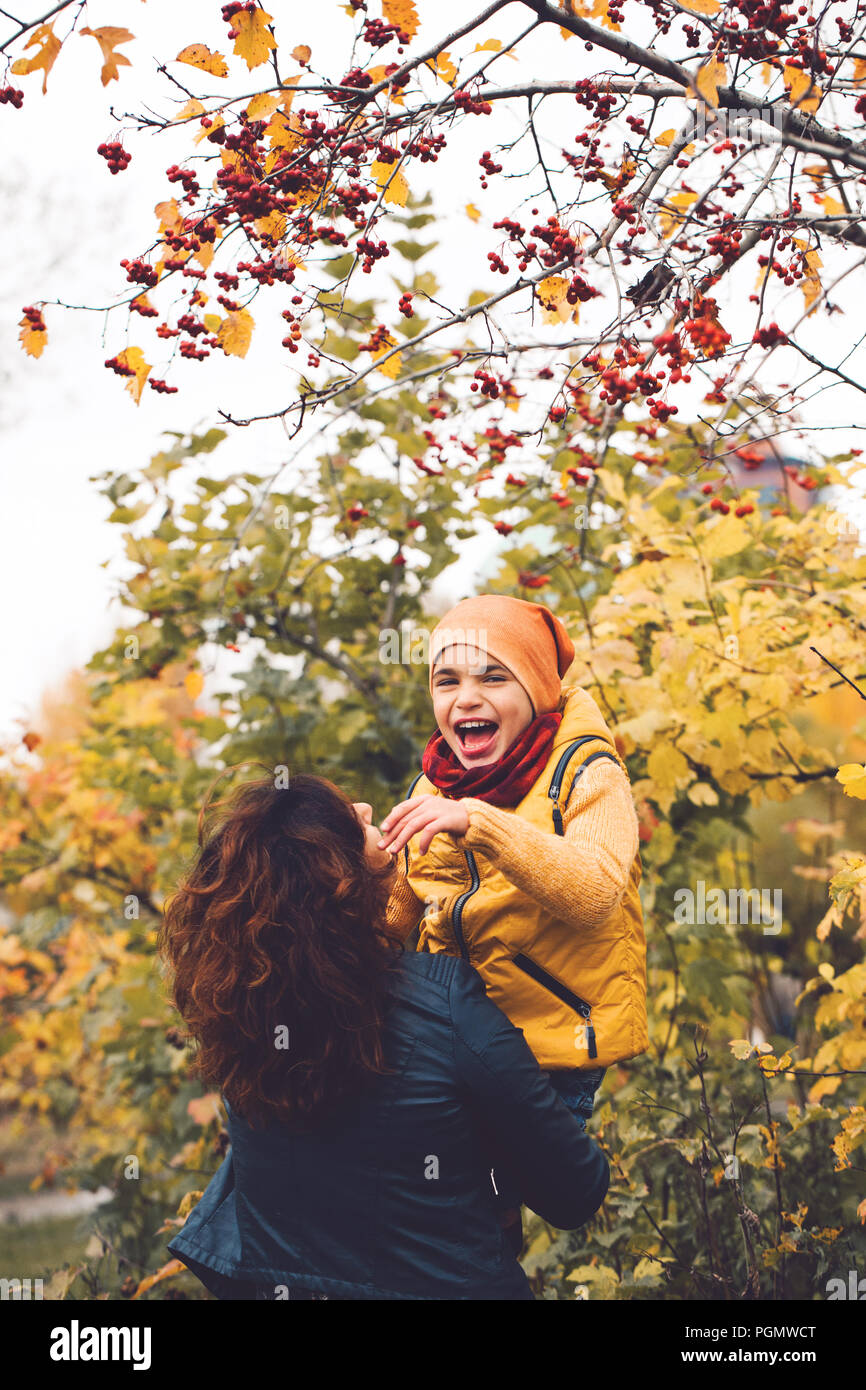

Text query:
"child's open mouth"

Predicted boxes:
[[454, 718, 499, 758]]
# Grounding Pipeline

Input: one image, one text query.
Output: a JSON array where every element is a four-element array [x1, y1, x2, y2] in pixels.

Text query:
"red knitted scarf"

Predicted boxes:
[[421, 711, 562, 807]]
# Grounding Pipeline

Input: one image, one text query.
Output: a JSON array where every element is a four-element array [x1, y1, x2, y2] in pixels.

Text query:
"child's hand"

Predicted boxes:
[[378, 795, 470, 856]]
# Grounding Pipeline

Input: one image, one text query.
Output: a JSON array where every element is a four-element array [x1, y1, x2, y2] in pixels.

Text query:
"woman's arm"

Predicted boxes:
[[449, 959, 610, 1230], [460, 759, 639, 929]]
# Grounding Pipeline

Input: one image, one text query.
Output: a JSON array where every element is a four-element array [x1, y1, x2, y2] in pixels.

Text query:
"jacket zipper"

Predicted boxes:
[[512, 952, 598, 1059], [450, 850, 480, 962]]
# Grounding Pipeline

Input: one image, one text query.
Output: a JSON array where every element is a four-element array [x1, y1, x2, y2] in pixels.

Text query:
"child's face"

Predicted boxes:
[[431, 644, 534, 769]]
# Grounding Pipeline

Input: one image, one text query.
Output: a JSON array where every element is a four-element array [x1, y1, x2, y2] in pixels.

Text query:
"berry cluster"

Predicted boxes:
[[0, 86, 24, 107], [166, 165, 200, 201], [281, 310, 303, 352], [685, 315, 731, 356], [753, 322, 788, 347], [149, 378, 178, 394], [479, 150, 503, 188], [363, 17, 409, 47], [120, 258, 159, 288], [97, 141, 131, 174], [471, 368, 503, 398], [21, 304, 45, 331], [398, 292, 414, 318], [454, 89, 493, 115], [104, 355, 136, 378], [222, 1, 256, 36]]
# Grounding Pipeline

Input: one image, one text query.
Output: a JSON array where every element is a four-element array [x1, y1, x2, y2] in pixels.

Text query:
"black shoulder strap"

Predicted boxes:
[[403, 770, 426, 874], [548, 736, 621, 836]]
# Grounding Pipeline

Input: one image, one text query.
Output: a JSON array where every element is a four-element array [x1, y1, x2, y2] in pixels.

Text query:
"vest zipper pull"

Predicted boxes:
[[586, 1024, 597, 1060]]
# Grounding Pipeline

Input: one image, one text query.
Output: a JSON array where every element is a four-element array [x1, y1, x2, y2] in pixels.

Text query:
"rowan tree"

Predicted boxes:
[[4, 0, 866, 448]]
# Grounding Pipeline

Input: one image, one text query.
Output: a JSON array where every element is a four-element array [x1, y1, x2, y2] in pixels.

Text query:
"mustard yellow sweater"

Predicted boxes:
[[385, 758, 640, 935]]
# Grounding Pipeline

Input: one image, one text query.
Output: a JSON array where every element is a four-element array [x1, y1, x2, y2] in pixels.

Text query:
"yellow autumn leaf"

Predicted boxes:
[[371, 159, 409, 207], [193, 230, 219, 271], [646, 744, 691, 813], [537, 275, 573, 325], [368, 65, 405, 105], [654, 129, 695, 153], [116, 347, 151, 405], [172, 97, 206, 123], [799, 245, 823, 312], [687, 782, 719, 806], [80, 25, 134, 87], [18, 314, 46, 359], [853, 57, 866, 86], [679, 0, 720, 10], [176, 44, 229, 78], [266, 108, 304, 152], [203, 313, 222, 333], [784, 64, 822, 114], [232, 8, 277, 71], [11, 22, 62, 94], [701, 511, 752, 560], [474, 38, 503, 52], [822, 195, 846, 216], [254, 210, 287, 244], [246, 91, 281, 122], [729, 1039, 756, 1060], [466, 203, 481, 221], [131, 1258, 186, 1300], [372, 332, 402, 379], [80, 26, 134, 86], [291, 44, 311, 65], [280, 74, 301, 109], [217, 308, 255, 358], [837, 763, 866, 799], [194, 114, 225, 145], [694, 51, 727, 110], [383, 0, 420, 39], [184, 670, 204, 701], [431, 50, 458, 85], [658, 189, 697, 239], [155, 198, 183, 233], [589, 0, 621, 30]]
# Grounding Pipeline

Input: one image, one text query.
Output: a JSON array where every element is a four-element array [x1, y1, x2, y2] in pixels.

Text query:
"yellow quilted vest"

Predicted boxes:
[[403, 684, 648, 1071]]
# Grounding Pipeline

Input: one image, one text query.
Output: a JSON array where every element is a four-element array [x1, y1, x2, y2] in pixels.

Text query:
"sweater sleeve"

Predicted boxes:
[[460, 758, 639, 929], [385, 857, 427, 936]]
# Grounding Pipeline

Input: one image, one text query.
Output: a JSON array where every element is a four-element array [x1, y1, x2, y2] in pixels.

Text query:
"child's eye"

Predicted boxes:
[[435, 675, 505, 685]]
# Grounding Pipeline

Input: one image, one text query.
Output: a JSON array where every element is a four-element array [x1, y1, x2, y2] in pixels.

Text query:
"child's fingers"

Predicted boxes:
[[380, 794, 435, 835], [379, 797, 422, 833], [379, 805, 436, 855]]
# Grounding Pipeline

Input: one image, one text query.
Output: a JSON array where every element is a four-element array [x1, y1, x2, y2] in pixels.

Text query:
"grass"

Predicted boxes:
[[0, 1112, 92, 1281]]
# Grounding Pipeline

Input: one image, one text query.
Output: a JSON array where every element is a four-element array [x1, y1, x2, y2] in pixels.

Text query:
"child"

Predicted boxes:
[[379, 593, 648, 1234]]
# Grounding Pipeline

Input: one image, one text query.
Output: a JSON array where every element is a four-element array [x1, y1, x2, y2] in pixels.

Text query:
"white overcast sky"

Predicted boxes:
[[1, 0, 864, 741]]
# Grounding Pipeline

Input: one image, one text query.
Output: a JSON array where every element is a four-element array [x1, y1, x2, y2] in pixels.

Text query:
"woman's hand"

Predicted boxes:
[[378, 794, 470, 856]]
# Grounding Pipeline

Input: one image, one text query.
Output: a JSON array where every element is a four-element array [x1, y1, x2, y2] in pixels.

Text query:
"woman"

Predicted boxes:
[[159, 770, 610, 1300]]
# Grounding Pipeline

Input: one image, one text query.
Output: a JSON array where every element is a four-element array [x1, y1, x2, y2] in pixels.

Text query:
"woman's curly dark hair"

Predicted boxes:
[[158, 770, 402, 1129]]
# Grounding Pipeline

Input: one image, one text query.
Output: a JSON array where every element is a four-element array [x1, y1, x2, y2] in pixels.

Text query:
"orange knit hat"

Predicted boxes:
[[428, 594, 576, 719]]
